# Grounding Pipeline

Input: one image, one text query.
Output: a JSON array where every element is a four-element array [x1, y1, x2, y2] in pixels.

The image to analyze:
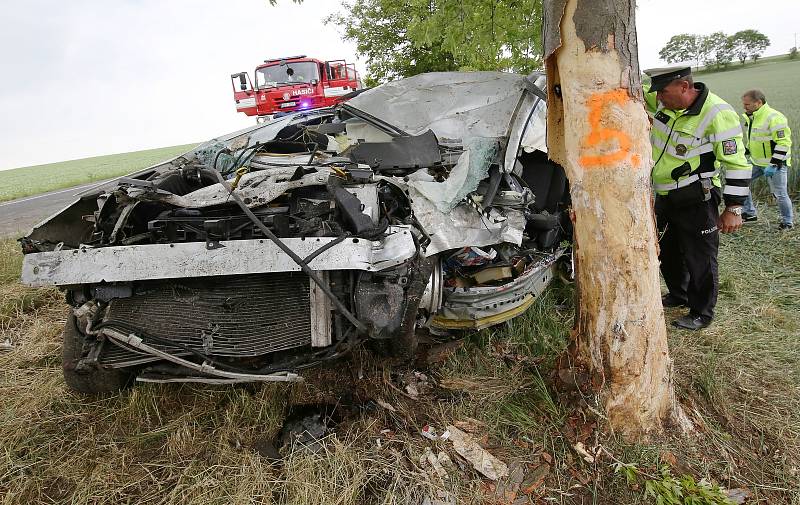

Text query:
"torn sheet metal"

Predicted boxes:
[[520, 99, 548, 154], [432, 252, 562, 328], [21, 227, 416, 286], [407, 186, 526, 256], [409, 137, 499, 213], [128, 168, 330, 209]]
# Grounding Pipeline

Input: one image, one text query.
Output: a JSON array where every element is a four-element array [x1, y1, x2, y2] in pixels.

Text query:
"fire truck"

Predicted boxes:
[[231, 55, 362, 122]]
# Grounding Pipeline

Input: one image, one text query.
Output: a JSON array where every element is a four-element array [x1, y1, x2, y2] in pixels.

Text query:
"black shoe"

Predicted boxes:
[[671, 315, 712, 331], [662, 294, 688, 308], [742, 213, 758, 223], [779, 223, 794, 230]]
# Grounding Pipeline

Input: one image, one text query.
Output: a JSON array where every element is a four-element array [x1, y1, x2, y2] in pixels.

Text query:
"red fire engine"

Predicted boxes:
[[231, 55, 362, 122]]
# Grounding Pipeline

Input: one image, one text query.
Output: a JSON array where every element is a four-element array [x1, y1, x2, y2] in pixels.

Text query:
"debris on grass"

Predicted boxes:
[[452, 417, 486, 434], [376, 397, 397, 412], [521, 463, 551, 496], [421, 424, 450, 441], [573, 441, 596, 463], [446, 425, 509, 480], [419, 446, 453, 479], [278, 404, 336, 452], [423, 338, 466, 365], [493, 461, 526, 503], [419, 489, 456, 505], [0, 338, 13, 351], [724, 487, 752, 504], [403, 371, 432, 399]]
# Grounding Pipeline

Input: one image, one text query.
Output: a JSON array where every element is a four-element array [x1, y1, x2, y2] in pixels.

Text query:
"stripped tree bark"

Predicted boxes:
[[542, 0, 688, 438]]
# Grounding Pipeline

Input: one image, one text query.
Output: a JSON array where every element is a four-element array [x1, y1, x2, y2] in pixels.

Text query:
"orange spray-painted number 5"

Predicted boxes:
[[578, 89, 641, 169]]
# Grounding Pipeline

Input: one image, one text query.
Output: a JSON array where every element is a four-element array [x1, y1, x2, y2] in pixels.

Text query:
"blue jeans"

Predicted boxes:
[[742, 165, 794, 226]]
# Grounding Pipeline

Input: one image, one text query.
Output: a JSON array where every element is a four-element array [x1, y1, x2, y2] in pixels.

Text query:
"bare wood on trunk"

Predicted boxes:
[[542, 0, 690, 438]]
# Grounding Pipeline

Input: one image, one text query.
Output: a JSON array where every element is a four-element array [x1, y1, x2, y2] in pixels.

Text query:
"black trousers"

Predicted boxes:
[[655, 188, 721, 320]]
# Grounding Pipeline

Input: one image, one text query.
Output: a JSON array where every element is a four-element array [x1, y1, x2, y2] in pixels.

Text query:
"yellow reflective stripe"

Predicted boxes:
[[773, 153, 788, 160], [770, 123, 789, 131], [752, 157, 771, 165]]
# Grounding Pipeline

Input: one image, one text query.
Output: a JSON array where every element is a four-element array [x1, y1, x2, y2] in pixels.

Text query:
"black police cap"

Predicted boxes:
[[644, 66, 692, 92]]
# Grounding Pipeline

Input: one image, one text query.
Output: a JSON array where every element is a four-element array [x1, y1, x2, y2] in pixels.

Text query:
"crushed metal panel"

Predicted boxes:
[[406, 186, 526, 256], [129, 168, 331, 209], [309, 272, 333, 347], [432, 252, 563, 328], [21, 226, 416, 286], [503, 94, 546, 173], [346, 72, 529, 146], [344, 183, 380, 222], [519, 99, 548, 154]]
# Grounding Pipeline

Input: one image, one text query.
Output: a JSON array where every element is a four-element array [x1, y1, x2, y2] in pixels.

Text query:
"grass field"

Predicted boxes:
[[695, 56, 800, 193], [0, 144, 198, 204], [1, 204, 799, 503]]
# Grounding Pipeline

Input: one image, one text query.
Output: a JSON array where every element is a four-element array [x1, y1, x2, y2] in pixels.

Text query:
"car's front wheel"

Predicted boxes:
[[62, 314, 133, 394]]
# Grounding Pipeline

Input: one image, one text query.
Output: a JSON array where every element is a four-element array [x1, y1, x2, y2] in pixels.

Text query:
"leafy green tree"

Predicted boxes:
[[327, 0, 543, 84], [701, 32, 733, 69], [658, 34, 702, 69], [405, 0, 543, 73], [729, 29, 770, 63], [325, 1, 459, 85]]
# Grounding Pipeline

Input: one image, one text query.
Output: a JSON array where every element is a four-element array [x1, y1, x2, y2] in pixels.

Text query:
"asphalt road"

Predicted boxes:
[[0, 180, 111, 238]]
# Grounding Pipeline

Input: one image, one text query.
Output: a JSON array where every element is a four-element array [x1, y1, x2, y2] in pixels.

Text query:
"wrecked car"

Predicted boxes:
[[20, 71, 571, 394]]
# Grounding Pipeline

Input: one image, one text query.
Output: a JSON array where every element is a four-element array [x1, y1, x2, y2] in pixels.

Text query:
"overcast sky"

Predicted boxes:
[[1, 0, 798, 171]]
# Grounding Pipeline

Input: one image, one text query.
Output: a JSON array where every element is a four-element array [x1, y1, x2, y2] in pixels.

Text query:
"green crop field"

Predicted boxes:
[[696, 56, 800, 191], [0, 144, 198, 204]]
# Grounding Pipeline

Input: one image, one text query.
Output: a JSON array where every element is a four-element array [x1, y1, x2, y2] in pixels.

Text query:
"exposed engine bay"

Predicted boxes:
[[20, 72, 571, 392]]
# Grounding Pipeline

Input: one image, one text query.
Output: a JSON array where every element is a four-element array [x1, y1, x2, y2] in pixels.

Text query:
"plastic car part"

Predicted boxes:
[[344, 129, 442, 172]]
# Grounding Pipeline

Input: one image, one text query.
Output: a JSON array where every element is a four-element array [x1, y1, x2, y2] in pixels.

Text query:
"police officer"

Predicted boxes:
[[644, 67, 751, 330], [740, 89, 794, 229]]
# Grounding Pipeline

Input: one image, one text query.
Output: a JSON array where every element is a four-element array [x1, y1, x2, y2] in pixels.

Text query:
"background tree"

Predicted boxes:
[[326, 1, 458, 85], [729, 29, 770, 63], [327, 0, 543, 84], [544, 0, 688, 437], [702, 32, 734, 69], [658, 33, 702, 69], [405, 0, 543, 73]]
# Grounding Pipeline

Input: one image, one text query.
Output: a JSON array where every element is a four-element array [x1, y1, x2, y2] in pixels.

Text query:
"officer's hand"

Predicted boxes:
[[764, 165, 778, 177], [718, 208, 743, 234]]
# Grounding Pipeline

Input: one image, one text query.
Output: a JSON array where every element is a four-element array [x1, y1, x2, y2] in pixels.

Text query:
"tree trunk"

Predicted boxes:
[[542, 0, 685, 438]]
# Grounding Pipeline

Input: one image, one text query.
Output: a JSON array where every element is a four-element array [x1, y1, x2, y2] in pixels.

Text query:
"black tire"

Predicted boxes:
[[62, 314, 133, 394]]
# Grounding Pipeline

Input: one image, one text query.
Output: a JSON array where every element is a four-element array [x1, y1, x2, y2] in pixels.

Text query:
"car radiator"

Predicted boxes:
[[98, 273, 313, 367]]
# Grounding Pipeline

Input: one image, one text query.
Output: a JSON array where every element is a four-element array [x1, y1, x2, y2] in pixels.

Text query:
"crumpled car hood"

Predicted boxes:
[[347, 71, 543, 147]]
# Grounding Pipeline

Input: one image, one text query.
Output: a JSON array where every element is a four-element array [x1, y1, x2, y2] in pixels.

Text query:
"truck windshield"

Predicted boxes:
[[256, 62, 320, 89]]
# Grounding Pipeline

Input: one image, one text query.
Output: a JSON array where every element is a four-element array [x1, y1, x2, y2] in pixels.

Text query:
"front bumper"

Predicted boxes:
[[21, 226, 416, 287]]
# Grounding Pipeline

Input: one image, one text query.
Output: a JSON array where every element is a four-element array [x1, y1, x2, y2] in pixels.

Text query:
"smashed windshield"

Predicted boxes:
[[256, 62, 320, 89]]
